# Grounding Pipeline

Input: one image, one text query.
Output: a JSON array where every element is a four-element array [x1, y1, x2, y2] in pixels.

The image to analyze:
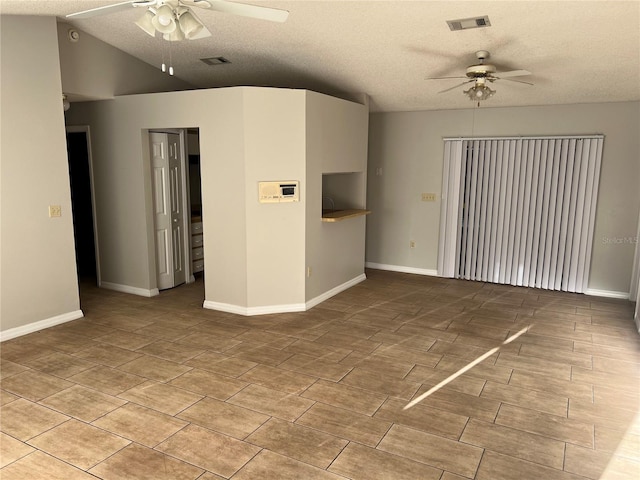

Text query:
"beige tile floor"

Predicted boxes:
[[1, 269, 639, 479]]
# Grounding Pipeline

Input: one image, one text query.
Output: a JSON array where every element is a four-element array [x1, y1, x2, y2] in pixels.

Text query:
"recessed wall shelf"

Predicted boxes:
[[321, 172, 368, 222], [321, 209, 371, 222]]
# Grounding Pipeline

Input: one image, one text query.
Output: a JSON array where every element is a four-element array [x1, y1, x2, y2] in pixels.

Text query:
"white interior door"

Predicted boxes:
[[168, 133, 186, 286], [150, 132, 186, 290], [632, 207, 640, 327], [635, 276, 640, 327]]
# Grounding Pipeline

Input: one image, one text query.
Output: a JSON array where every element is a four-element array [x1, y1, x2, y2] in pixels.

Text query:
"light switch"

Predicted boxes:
[[421, 193, 437, 202]]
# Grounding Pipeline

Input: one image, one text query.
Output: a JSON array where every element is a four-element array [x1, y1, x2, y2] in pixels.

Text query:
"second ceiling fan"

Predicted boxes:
[[66, 0, 289, 41]]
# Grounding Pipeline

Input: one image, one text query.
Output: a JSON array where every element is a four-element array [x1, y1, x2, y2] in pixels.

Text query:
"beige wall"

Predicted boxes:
[[367, 102, 640, 295], [1, 16, 81, 336], [244, 89, 307, 308], [200, 92, 249, 308], [305, 91, 369, 301], [66, 89, 247, 300], [57, 22, 191, 100], [67, 87, 368, 313]]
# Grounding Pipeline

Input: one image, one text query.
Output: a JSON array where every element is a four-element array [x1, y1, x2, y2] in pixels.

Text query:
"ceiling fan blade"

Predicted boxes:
[[182, 0, 215, 6], [66, 1, 154, 19], [438, 80, 474, 94], [497, 69, 531, 78], [499, 77, 535, 86], [426, 75, 467, 81], [204, 0, 289, 22]]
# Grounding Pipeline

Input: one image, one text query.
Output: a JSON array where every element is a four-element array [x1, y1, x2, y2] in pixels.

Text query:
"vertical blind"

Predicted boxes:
[[438, 136, 603, 293]]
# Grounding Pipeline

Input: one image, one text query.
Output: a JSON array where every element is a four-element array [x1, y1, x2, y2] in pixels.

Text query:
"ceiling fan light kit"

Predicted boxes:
[[135, 9, 156, 36], [464, 83, 495, 102], [177, 9, 205, 38], [164, 25, 185, 41], [151, 4, 177, 33]]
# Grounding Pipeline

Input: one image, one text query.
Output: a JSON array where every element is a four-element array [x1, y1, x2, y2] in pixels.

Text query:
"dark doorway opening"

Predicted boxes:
[[66, 130, 97, 283]]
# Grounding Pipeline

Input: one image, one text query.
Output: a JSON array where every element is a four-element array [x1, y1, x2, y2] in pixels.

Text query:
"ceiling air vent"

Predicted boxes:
[[446, 15, 491, 31], [200, 56, 231, 66]]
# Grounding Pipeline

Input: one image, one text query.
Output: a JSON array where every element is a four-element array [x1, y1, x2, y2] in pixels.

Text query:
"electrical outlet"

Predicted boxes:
[[421, 193, 437, 202], [376, 167, 383, 176], [410, 240, 416, 248], [49, 205, 62, 217], [307, 266, 312, 277]]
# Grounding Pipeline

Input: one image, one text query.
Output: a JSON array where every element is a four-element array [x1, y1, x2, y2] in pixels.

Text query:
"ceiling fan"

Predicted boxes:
[[427, 50, 533, 102], [66, 0, 289, 42]]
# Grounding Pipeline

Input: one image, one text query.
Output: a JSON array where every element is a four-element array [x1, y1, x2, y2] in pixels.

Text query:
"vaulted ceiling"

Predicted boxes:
[[1, 0, 639, 112]]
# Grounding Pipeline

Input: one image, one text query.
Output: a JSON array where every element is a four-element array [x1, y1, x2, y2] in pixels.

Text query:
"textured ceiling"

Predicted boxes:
[[1, 0, 639, 112]]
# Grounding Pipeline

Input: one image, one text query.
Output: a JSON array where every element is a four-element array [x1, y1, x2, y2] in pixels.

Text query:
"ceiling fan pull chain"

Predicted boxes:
[[169, 41, 174, 75], [161, 39, 167, 72]]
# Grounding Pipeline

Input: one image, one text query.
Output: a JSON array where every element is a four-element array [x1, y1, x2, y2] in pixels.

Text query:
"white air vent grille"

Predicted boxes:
[[447, 16, 491, 31], [200, 56, 231, 66]]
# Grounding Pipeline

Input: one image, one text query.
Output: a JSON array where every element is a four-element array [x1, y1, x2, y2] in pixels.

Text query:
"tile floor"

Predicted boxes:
[[1, 269, 639, 479]]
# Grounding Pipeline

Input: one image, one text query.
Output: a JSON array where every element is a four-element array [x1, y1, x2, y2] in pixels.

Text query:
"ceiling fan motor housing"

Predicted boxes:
[[466, 64, 497, 78]]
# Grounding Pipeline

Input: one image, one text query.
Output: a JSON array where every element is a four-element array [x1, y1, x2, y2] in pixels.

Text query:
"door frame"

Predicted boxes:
[[632, 206, 640, 328], [148, 128, 193, 289], [65, 125, 102, 286]]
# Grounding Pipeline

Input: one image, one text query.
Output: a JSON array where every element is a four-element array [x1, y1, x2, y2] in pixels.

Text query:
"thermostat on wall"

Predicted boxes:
[[258, 181, 300, 203]]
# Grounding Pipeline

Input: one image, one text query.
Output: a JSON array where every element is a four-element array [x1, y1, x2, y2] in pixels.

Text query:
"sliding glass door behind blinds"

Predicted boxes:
[[438, 136, 603, 293]]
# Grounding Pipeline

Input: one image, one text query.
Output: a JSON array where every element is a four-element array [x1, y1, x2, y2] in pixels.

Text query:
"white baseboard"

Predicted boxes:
[[365, 266, 633, 302], [203, 273, 367, 316], [585, 288, 630, 300], [203, 300, 306, 316], [365, 262, 439, 277], [306, 273, 367, 310], [0, 310, 84, 342], [101, 282, 160, 298]]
